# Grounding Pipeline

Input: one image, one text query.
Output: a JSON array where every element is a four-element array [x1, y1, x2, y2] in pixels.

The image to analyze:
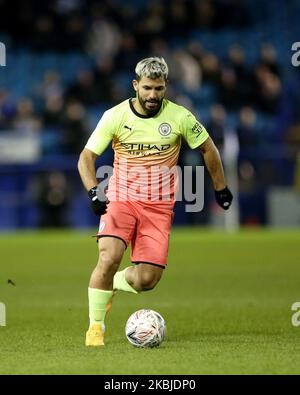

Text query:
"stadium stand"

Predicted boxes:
[[0, 0, 299, 228]]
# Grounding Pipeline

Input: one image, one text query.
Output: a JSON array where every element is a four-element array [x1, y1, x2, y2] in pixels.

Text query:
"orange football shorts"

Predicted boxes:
[[95, 201, 174, 268]]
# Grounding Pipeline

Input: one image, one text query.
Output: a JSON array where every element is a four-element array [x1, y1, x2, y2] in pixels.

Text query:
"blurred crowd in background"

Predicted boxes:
[[0, 0, 300, 228]]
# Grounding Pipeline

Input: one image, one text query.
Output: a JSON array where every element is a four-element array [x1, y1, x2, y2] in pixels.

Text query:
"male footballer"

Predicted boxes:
[[78, 57, 233, 346]]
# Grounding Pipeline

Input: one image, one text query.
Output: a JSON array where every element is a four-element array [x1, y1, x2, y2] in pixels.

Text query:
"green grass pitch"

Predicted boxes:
[[1, 228, 300, 374]]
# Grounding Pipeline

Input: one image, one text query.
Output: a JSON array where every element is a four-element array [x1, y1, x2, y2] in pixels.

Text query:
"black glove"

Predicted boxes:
[[88, 186, 109, 216], [215, 186, 233, 210]]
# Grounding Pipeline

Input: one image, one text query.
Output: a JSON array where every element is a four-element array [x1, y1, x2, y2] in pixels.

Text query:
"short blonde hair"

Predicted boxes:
[[135, 57, 168, 81]]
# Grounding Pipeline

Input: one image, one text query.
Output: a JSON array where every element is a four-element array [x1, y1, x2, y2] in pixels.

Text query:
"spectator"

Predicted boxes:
[[93, 57, 115, 103], [207, 104, 226, 150], [61, 100, 87, 154], [259, 44, 280, 76], [172, 50, 202, 92], [65, 69, 101, 105], [236, 106, 259, 149], [218, 67, 241, 109], [61, 14, 87, 51], [31, 15, 57, 51], [135, 2, 167, 46], [86, 14, 121, 58], [43, 95, 64, 128], [227, 44, 251, 101], [166, 0, 190, 38], [34, 71, 64, 103], [13, 98, 41, 133], [149, 39, 172, 64], [250, 61, 283, 113], [200, 52, 221, 85], [35, 171, 70, 227], [114, 34, 140, 72], [193, 0, 215, 28]]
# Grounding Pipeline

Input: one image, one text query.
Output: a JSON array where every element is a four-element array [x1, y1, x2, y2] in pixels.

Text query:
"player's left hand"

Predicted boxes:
[[215, 186, 233, 210]]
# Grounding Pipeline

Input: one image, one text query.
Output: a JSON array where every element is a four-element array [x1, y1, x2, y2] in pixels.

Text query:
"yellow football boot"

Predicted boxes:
[[85, 324, 105, 346]]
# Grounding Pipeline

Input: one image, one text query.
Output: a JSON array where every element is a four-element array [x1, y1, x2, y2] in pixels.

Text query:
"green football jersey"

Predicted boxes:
[[85, 98, 209, 201]]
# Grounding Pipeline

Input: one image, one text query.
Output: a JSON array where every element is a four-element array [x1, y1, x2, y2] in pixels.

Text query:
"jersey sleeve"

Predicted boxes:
[[85, 109, 115, 155], [180, 110, 209, 149]]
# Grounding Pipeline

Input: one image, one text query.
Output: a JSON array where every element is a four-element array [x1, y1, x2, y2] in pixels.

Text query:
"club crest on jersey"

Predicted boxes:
[[159, 123, 172, 136]]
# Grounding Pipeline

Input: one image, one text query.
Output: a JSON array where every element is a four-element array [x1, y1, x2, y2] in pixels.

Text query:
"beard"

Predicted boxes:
[[137, 92, 163, 116]]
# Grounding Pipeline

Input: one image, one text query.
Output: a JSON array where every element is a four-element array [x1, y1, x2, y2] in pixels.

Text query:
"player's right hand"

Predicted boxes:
[[88, 186, 109, 216]]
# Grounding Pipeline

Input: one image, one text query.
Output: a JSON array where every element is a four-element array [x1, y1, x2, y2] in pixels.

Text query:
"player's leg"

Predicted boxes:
[[86, 236, 125, 346], [124, 263, 164, 292], [90, 236, 125, 289], [86, 201, 137, 346], [113, 266, 139, 294], [113, 203, 173, 294]]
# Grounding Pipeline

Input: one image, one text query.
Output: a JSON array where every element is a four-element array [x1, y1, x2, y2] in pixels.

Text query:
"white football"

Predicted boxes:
[[125, 309, 166, 348]]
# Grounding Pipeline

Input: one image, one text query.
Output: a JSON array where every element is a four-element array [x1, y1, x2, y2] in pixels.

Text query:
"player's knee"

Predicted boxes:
[[98, 248, 122, 271], [138, 272, 160, 291]]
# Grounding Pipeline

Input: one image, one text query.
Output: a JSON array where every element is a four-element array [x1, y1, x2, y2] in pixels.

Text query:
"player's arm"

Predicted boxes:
[[78, 148, 99, 192], [78, 147, 109, 216], [78, 109, 115, 216], [180, 108, 233, 210], [199, 137, 233, 210], [199, 137, 225, 190]]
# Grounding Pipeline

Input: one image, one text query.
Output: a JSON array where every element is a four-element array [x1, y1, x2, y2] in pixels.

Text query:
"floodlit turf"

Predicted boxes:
[[1, 228, 300, 374]]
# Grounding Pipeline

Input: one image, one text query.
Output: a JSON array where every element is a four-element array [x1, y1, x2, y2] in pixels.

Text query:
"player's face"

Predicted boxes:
[[133, 77, 166, 115]]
